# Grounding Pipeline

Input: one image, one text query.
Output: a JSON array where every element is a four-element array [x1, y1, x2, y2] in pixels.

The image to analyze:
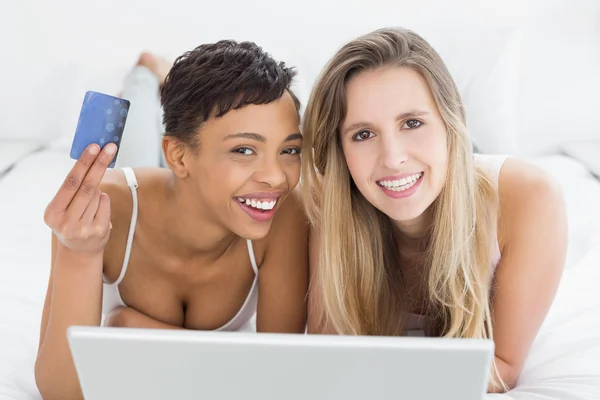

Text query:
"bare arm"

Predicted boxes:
[[36, 241, 104, 400], [256, 192, 309, 333], [104, 306, 184, 329], [35, 144, 116, 400], [37, 233, 57, 352], [487, 158, 567, 392]]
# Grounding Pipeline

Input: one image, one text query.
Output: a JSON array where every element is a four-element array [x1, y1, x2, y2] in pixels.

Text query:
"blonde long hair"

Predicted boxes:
[[302, 26, 502, 385]]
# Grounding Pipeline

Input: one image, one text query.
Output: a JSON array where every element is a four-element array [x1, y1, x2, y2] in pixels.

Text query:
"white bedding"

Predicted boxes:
[[0, 147, 599, 400], [488, 246, 600, 400], [0, 141, 45, 179]]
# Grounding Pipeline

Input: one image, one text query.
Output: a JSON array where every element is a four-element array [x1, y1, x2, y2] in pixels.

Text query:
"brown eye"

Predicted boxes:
[[232, 147, 255, 155], [282, 147, 301, 155], [354, 130, 374, 141], [403, 119, 422, 129]]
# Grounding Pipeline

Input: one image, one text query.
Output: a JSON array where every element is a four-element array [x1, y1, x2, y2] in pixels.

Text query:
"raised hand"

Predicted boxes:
[[44, 143, 117, 255]]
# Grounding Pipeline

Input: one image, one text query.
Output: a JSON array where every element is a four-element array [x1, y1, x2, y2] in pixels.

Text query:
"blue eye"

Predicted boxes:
[[353, 130, 375, 141], [233, 147, 254, 155], [283, 147, 301, 155], [402, 119, 422, 129]]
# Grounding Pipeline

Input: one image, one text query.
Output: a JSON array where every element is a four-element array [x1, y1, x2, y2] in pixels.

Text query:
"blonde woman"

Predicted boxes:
[[302, 27, 567, 393]]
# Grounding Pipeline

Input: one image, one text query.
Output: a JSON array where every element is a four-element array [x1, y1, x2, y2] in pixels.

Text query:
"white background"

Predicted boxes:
[[1, 0, 599, 155]]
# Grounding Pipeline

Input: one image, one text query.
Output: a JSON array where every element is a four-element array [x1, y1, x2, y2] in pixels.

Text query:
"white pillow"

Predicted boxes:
[[0, 140, 45, 177], [45, 23, 523, 157], [284, 22, 522, 155], [0, 64, 79, 143], [46, 64, 132, 151], [426, 25, 522, 155], [561, 140, 600, 179]]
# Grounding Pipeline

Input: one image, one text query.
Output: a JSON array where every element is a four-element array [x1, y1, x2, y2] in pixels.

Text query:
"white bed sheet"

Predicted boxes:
[[488, 245, 600, 400], [0, 149, 599, 400], [0, 140, 45, 179]]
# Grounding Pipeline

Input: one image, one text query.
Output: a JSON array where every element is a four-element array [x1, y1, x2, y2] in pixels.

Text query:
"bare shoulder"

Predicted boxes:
[[100, 169, 131, 209], [99, 169, 135, 280], [100, 167, 171, 280], [498, 157, 563, 206], [271, 188, 309, 233], [497, 157, 566, 246], [264, 188, 309, 248], [99, 168, 138, 232]]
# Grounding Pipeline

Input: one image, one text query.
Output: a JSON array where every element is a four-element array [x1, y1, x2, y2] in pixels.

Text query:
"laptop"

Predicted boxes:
[[67, 326, 494, 400]]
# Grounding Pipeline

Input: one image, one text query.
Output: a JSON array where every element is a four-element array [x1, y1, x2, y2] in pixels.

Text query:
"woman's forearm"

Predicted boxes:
[[105, 306, 185, 330], [35, 247, 104, 400], [487, 356, 519, 393]]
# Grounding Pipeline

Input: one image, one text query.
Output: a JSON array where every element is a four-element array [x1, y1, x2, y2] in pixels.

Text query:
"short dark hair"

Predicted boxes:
[[161, 40, 300, 148]]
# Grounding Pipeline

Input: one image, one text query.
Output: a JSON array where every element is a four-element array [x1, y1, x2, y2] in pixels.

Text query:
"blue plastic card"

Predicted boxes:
[[69, 91, 130, 168]]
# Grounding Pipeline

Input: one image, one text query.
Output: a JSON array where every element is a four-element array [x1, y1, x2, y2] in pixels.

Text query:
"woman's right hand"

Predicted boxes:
[[44, 143, 117, 256]]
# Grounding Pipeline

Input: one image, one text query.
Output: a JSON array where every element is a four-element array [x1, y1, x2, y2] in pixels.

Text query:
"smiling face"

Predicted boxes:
[[340, 67, 448, 235], [183, 91, 301, 240]]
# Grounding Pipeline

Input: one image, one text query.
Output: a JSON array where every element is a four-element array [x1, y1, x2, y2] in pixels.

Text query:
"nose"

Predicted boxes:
[[254, 158, 287, 188], [379, 131, 408, 170]]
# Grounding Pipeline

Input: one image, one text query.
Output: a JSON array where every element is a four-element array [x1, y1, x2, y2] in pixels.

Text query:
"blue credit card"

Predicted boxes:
[[70, 90, 130, 168]]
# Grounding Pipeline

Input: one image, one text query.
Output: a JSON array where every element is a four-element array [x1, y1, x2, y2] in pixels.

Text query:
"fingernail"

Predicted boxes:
[[109, 222, 113, 230], [89, 145, 99, 155], [105, 144, 117, 155]]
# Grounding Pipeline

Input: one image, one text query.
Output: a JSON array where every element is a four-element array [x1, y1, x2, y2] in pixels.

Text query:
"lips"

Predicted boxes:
[[377, 172, 424, 199], [235, 197, 277, 211], [377, 172, 423, 191], [233, 191, 284, 223]]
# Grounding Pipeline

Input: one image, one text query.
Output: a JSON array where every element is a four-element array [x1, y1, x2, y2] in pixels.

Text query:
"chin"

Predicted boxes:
[[229, 197, 279, 240], [384, 208, 427, 224], [234, 224, 272, 241], [368, 196, 429, 224]]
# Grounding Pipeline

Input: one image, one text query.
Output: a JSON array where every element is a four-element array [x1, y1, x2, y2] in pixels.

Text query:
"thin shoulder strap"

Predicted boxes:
[[114, 167, 139, 286], [474, 154, 509, 189], [246, 239, 258, 274]]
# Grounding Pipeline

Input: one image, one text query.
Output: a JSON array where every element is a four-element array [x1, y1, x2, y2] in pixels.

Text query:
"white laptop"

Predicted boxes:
[[67, 326, 494, 400]]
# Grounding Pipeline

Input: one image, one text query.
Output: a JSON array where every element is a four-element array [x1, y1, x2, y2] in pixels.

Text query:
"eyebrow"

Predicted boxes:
[[284, 133, 303, 142], [224, 132, 266, 143], [223, 132, 302, 142], [342, 110, 430, 135]]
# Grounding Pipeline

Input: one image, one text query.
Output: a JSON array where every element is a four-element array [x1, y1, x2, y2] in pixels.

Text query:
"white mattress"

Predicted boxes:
[[0, 140, 45, 179], [0, 148, 599, 400]]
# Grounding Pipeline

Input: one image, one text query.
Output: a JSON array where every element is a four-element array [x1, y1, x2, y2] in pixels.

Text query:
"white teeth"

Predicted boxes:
[[378, 173, 422, 191], [237, 197, 277, 210]]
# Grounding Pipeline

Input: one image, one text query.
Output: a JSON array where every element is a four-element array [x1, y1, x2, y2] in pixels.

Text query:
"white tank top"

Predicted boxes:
[[101, 167, 258, 332]]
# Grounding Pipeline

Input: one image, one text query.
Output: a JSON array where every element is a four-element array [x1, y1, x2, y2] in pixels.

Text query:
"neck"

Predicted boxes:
[[392, 206, 437, 261], [157, 173, 239, 261], [393, 206, 433, 241]]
